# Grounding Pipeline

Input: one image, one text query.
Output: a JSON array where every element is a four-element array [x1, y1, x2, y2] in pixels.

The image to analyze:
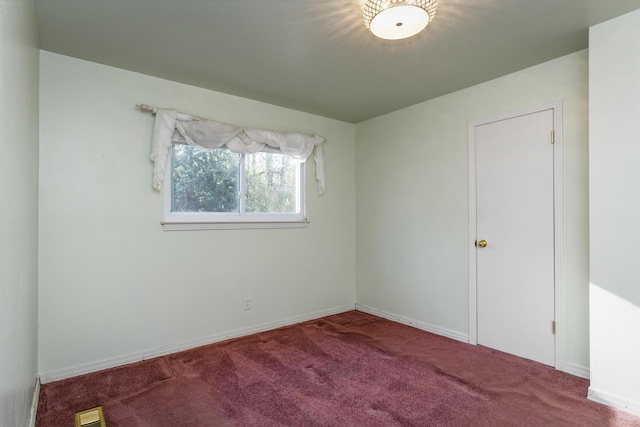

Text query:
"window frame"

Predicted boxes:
[[162, 143, 307, 230]]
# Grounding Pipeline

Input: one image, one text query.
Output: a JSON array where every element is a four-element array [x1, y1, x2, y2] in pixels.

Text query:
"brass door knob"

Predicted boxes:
[[476, 239, 488, 248]]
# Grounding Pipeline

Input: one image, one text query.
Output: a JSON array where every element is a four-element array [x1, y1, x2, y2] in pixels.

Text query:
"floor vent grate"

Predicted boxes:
[[75, 406, 106, 427]]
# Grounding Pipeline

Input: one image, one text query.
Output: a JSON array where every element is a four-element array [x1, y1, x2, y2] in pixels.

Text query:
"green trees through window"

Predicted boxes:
[[171, 144, 299, 215], [171, 144, 239, 213]]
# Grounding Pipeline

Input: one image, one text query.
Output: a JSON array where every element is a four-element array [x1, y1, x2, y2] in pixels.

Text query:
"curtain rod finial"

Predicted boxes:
[[136, 104, 157, 114]]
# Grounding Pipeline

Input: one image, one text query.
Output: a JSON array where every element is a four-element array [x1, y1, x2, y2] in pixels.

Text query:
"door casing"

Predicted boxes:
[[468, 101, 564, 371]]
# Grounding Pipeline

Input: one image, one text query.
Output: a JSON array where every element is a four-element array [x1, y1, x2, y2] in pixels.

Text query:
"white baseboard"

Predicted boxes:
[[588, 386, 640, 417], [28, 376, 40, 427], [39, 305, 355, 384], [354, 305, 594, 381], [355, 304, 469, 343], [562, 362, 590, 379]]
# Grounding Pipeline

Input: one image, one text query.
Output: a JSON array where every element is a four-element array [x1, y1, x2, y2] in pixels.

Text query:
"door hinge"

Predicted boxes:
[[551, 130, 555, 144], [552, 320, 556, 335]]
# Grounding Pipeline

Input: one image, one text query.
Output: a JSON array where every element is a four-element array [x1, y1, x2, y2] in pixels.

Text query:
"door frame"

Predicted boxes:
[[468, 100, 564, 370]]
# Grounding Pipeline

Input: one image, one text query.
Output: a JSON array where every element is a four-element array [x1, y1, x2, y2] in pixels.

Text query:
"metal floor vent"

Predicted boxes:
[[75, 406, 106, 427]]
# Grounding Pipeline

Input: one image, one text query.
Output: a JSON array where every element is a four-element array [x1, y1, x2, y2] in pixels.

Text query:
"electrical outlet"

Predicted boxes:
[[244, 297, 251, 310]]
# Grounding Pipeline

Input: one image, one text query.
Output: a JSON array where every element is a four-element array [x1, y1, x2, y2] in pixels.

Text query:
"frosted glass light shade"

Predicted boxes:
[[363, 0, 438, 40]]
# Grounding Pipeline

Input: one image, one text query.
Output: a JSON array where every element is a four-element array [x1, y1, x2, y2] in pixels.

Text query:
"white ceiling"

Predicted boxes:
[[34, 0, 640, 123]]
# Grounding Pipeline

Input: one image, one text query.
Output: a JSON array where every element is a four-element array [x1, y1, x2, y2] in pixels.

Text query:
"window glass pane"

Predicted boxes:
[[171, 144, 239, 213], [245, 152, 298, 213]]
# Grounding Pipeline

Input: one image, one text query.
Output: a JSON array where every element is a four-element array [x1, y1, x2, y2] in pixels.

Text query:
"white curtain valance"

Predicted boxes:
[[149, 109, 326, 195]]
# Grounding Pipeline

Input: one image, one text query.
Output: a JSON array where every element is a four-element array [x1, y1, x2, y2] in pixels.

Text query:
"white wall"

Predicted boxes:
[[0, 0, 39, 425], [589, 9, 640, 415], [38, 52, 356, 375], [355, 50, 590, 373]]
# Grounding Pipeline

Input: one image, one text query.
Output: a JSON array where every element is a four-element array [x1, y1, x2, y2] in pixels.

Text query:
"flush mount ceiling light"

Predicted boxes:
[[363, 0, 438, 40]]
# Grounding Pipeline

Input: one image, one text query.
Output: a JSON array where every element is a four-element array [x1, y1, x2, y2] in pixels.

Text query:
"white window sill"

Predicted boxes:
[[161, 221, 309, 231]]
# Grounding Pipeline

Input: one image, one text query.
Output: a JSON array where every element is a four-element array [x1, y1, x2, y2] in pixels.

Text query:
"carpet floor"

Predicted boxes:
[[36, 311, 640, 426]]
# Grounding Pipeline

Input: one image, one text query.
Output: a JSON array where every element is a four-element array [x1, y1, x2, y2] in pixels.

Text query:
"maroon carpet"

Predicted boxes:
[[36, 311, 640, 426]]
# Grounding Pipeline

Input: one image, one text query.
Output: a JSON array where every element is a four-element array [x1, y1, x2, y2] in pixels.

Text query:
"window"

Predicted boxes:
[[163, 143, 305, 228], [147, 108, 325, 230]]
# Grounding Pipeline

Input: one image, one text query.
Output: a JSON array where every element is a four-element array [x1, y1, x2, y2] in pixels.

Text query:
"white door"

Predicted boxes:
[[474, 108, 555, 366]]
